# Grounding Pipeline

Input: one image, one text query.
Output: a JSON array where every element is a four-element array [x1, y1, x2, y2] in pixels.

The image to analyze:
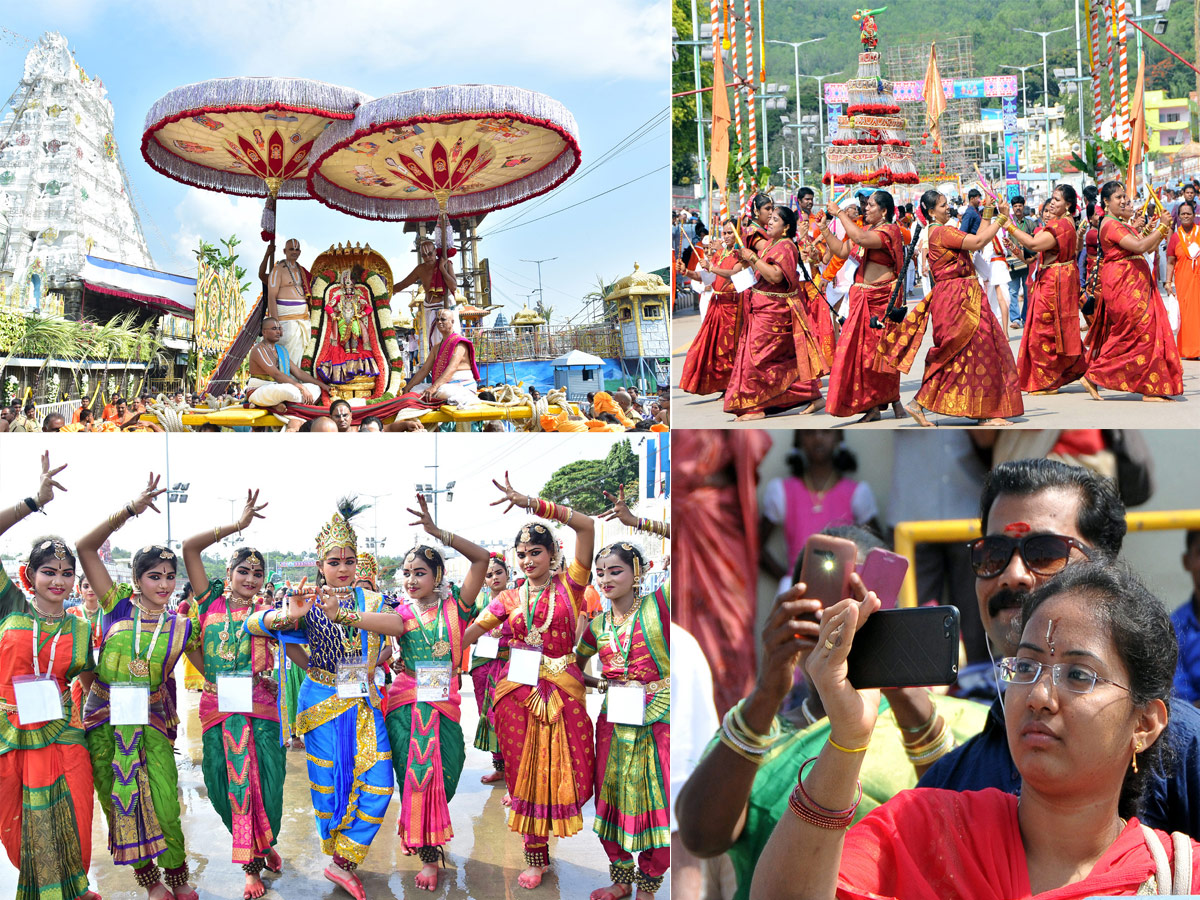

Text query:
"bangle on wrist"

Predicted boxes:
[[827, 736, 870, 754], [23, 497, 40, 515], [900, 702, 939, 734]]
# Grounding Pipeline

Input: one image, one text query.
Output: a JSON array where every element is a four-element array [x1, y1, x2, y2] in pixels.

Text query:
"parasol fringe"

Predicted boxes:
[[141, 76, 368, 198], [307, 84, 581, 221]]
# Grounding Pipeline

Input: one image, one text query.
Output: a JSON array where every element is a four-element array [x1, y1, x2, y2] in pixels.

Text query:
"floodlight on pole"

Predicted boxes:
[[766, 37, 825, 188], [1015, 26, 1071, 197]]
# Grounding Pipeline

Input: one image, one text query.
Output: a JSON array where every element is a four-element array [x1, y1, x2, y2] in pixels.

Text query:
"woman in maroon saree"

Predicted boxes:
[[680, 220, 744, 396], [723, 207, 827, 422], [821, 190, 907, 423], [1005, 183, 1100, 398], [1086, 180, 1184, 399], [880, 190, 1023, 425]]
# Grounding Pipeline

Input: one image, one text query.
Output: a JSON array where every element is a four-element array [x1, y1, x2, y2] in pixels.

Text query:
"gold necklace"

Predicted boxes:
[[132, 595, 164, 619], [610, 595, 642, 627], [31, 598, 66, 621]]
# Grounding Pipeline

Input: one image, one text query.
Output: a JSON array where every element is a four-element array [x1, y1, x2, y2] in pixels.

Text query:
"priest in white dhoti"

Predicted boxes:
[[404, 309, 480, 406], [267, 239, 312, 365]]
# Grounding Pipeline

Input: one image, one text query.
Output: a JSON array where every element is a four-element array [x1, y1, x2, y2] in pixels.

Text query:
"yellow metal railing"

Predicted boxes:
[[893, 510, 1200, 609]]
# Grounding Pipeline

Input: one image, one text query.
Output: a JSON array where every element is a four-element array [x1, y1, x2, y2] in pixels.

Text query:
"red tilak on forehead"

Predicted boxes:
[[1004, 522, 1032, 536]]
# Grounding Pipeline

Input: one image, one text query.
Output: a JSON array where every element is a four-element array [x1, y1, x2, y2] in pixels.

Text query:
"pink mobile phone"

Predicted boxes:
[[858, 548, 910, 610]]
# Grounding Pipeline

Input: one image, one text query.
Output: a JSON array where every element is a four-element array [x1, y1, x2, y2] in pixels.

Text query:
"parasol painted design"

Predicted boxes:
[[306, 84, 580, 221], [141, 77, 369, 200]]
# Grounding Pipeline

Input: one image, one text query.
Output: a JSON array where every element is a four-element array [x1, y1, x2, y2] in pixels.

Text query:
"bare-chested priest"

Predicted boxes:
[[404, 308, 480, 406], [266, 238, 312, 365], [247, 316, 328, 431]]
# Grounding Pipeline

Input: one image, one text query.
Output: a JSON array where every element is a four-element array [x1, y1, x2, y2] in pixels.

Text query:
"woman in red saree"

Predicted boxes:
[[1005, 184, 1100, 398], [821, 191, 907, 423], [740, 193, 774, 255], [880, 190, 1022, 426], [723, 207, 827, 422], [679, 220, 744, 396], [463, 475, 597, 890], [751, 560, 1200, 900], [1087, 180, 1184, 400], [0, 454, 100, 900], [1166, 200, 1200, 359]]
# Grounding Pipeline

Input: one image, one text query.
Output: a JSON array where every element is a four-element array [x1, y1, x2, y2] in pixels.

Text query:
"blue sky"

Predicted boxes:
[[0, 0, 669, 323]]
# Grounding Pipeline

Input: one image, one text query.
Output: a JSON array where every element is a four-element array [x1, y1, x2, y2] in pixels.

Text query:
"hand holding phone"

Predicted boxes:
[[845, 607, 960, 689], [798, 534, 858, 609]]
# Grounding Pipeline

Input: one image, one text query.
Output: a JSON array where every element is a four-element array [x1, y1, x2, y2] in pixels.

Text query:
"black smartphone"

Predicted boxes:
[[845, 606, 960, 689]]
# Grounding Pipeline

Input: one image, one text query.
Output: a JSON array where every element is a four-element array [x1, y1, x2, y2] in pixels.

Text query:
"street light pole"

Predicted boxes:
[[519, 257, 556, 313], [767, 38, 825, 190], [1016, 26, 1070, 197]]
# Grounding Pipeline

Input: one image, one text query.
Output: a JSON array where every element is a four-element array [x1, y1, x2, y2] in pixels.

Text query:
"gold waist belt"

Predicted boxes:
[[307, 667, 337, 687], [613, 677, 669, 694], [540, 654, 575, 677], [753, 288, 800, 300], [90, 681, 169, 702], [1040, 261, 1074, 269]]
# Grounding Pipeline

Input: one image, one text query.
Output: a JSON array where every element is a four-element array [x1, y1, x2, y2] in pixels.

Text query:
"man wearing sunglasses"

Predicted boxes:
[[917, 457, 1200, 840]]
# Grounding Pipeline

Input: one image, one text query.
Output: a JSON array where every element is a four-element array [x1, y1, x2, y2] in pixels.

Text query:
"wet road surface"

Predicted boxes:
[[1, 669, 670, 899]]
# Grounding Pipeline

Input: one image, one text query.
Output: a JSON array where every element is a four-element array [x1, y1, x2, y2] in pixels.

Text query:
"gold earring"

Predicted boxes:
[[1133, 739, 1142, 774]]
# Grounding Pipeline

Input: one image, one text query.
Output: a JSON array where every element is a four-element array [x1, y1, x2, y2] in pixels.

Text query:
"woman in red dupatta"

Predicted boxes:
[[751, 560, 1200, 900], [740, 193, 775, 255], [880, 190, 1023, 426], [1086, 181, 1184, 399], [821, 191, 907, 423], [723, 207, 827, 422], [1005, 184, 1100, 398], [679, 220, 744, 396]]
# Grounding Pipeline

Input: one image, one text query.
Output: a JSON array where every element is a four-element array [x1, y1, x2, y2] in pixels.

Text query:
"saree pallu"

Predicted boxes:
[[837, 788, 1200, 899], [826, 281, 901, 416], [673, 431, 771, 717], [1172, 228, 1200, 358], [800, 280, 837, 366], [1088, 219, 1184, 396], [679, 289, 741, 395], [881, 228, 1022, 419], [295, 673, 393, 863]]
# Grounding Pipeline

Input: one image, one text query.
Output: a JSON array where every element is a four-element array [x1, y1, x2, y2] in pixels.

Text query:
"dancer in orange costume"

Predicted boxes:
[[1166, 199, 1200, 359]]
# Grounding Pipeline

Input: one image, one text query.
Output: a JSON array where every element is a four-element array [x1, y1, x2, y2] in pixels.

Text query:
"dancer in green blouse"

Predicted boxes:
[[77, 473, 198, 900], [180, 490, 286, 900]]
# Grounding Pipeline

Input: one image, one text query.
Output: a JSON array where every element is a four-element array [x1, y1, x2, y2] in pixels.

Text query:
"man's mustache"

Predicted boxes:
[[988, 588, 1028, 619]]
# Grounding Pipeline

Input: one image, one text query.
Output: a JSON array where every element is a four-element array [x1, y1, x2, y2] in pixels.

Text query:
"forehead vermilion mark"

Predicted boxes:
[[1004, 522, 1032, 536]]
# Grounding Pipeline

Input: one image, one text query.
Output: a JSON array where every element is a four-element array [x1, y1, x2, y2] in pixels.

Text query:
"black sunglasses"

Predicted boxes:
[[967, 533, 1092, 578]]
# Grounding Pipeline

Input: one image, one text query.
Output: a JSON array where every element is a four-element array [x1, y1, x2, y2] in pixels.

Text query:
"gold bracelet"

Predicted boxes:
[[828, 736, 870, 754], [213, 525, 222, 542], [994, 214, 1009, 228]]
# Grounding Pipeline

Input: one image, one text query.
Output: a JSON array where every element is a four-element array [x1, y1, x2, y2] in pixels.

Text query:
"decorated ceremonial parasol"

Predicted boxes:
[[141, 77, 368, 395], [305, 84, 580, 223], [141, 77, 369, 237]]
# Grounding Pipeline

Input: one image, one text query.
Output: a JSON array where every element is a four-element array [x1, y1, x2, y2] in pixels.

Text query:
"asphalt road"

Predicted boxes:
[[672, 302, 1200, 430]]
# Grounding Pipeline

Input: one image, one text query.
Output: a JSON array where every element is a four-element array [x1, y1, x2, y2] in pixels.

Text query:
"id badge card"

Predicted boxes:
[[216, 674, 254, 713], [415, 661, 453, 702], [607, 682, 646, 726], [336, 657, 369, 699], [475, 634, 500, 660], [730, 266, 756, 293], [508, 647, 542, 686], [110, 684, 150, 726], [12, 674, 63, 725]]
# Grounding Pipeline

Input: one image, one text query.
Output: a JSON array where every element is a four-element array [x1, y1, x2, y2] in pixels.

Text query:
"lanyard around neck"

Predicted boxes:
[[31, 610, 66, 679], [132, 605, 168, 678]]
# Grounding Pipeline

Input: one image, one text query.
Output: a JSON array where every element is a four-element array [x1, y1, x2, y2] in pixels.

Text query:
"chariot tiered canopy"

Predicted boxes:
[[305, 84, 581, 222], [825, 8, 918, 189]]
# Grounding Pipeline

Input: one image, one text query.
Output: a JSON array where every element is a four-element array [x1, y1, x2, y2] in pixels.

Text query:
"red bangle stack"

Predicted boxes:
[[787, 756, 862, 830]]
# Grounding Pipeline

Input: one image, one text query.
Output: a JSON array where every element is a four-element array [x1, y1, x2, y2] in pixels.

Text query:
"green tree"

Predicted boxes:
[[539, 440, 640, 515]]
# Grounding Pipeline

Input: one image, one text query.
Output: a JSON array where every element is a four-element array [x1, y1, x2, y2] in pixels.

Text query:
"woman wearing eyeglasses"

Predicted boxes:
[[750, 558, 1199, 899]]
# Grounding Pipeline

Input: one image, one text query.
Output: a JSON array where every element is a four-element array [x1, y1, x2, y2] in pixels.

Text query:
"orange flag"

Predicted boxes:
[[710, 43, 731, 197], [923, 42, 947, 153], [1125, 51, 1149, 199]]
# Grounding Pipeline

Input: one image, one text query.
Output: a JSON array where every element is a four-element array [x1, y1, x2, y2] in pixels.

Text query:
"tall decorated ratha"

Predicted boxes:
[[825, 8, 918, 189]]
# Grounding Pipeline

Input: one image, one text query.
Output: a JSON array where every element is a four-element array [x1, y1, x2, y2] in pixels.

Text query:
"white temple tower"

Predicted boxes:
[[0, 32, 152, 315]]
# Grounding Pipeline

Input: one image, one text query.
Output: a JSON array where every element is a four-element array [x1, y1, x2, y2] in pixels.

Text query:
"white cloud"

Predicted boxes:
[[130, 0, 668, 83]]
